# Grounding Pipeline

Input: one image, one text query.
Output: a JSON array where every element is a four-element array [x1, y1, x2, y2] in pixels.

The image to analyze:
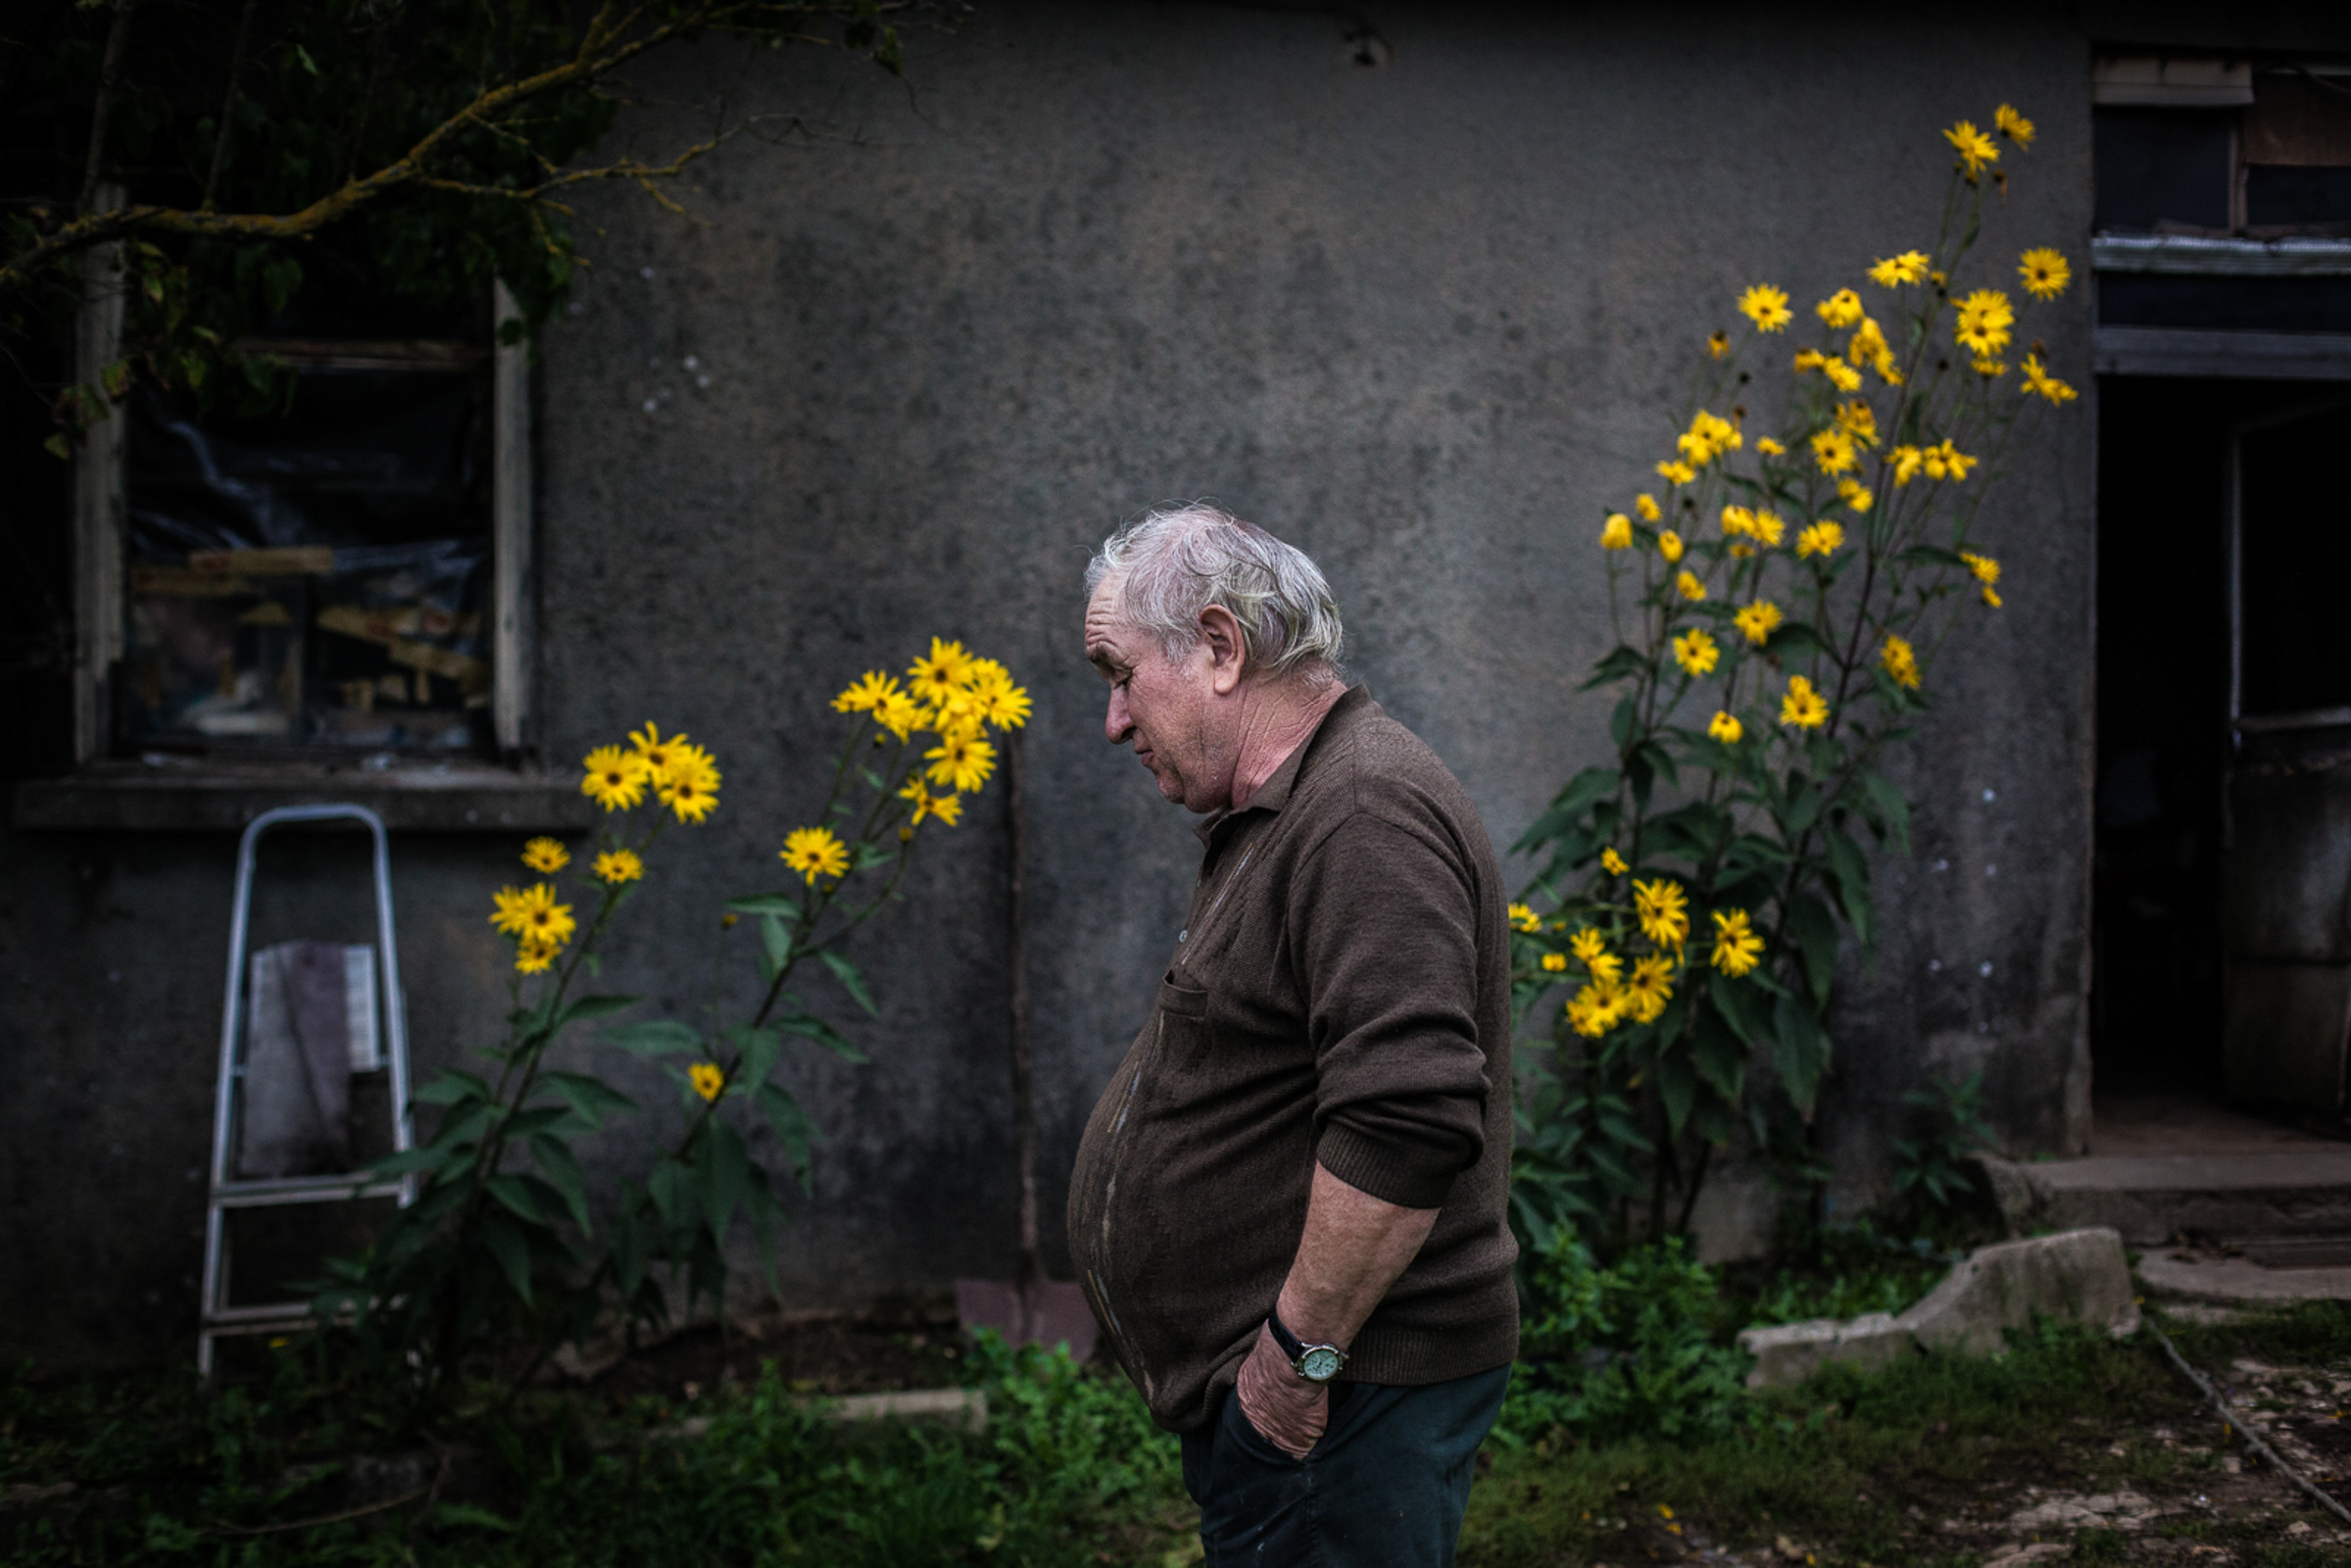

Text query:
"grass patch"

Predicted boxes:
[[2, 1335, 1190, 1567]]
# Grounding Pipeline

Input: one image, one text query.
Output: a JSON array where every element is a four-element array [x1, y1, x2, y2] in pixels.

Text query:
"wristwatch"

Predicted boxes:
[[1266, 1308, 1347, 1384]]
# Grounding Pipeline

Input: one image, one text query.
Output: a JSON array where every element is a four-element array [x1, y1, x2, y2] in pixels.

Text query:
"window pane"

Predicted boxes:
[[2239, 401, 2351, 717], [121, 370, 493, 754], [2246, 165, 2351, 229], [2094, 107, 2234, 231]]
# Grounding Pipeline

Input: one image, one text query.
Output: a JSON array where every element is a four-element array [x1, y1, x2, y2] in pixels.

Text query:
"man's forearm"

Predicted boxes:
[[1276, 1160, 1440, 1348]]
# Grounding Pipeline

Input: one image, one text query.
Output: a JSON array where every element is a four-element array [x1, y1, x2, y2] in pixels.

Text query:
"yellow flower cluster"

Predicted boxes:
[[1657, 409, 1741, 487], [579, 723, 722, 825], [1889, 440, 1978, 486], [1953, 288, 2015, 368], [1960, 551, 2002, 609], [491, 877, 577, 974], [1880, 633, 1922, 690], [2021, 353, 2077, 405]]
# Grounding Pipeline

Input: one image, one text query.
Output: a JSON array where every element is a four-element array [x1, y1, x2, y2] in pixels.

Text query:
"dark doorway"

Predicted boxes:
[[2093, 377, 2351, 1122]]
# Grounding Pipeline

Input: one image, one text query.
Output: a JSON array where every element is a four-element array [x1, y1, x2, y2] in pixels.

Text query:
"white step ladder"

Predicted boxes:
[[198, 804, 415, 1376]]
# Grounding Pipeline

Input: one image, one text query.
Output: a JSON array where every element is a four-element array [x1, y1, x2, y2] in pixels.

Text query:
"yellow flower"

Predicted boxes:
[[1679, 409, 1741, 466], [1836, 400, 1878, 448], [1780, 674, 1830, 730], [1656, 459, 1697, 486], [1791, 348, 1827, 376], [1755, 437, 1786, 457], [1751, 510, 1786, 547], [1566, 985, 1622, 1038], [1541, 952, 1569, 973], [2021, 353, 2078, 405], [973, 678, 1032, 731], [1672, 627, 1720, 676], [1710, 908, 1765, 976], [593, 848, 644, 884], [1816, 289, 1864, 329], [964, 656, 1011, 690], [1734, 601, 1784, 645], [1944, 119, 1999, 178], [1837, 478, 1874, 514], [1983, 584, 2002, 609], [1569, 927, 1608, 964], [1739, 284, 1792, 333], [1796, 520, 1844, 559], [1926, 440, 1979, 481], [1954, 288, 2015, 358], [1626, 955, 1673, 1023], [521, 837, 569, 873], [580, 746, 652, 811], [1881, 633, 1921, 690], [1995, 103, 2036, 147], [910, 637, 975, 700], [1810, 427, 1857, 475], [690, 1062, 725, 1102], [1636, 493, 1662, 523], [1960, 551, 2001, 589], [1720, 504, 1755, 538], [515, 936, 560, 976], [1635, 879, 1690, 950], [1675, 570, 1706, 603], [1657, 529, 1685, 564], [1708, 710, 1743, 745], [780, 825, 851, 884], [1868, 251, 1930, 287], [492, 882, 575, 947], [898, 775, 965, 827], [925, 729, 998, 793], [2016, 247, 2070, 301], [1890, 444, 1926, 486], [1824, 358, 1863, 393], [833, 671, 901, 713], [1508, 902, 1542, 934], [657, 743, 721, 824], [630, 721, 689, 777], [1601, 847, 1629, 876], [1601, 513, 1634, 550], [874, 692, 924, 742], [1708, 329, 1730, 359]]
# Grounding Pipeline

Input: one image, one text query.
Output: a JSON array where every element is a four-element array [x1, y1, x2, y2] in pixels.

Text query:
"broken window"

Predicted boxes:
[[2093, 60, 2351, 239]]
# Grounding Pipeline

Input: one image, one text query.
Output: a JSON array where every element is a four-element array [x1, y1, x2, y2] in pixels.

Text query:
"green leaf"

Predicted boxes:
[[1786, 894, 1840, 1008], [431, 1504, 518, 1534], [731, 1022, 785, 1090], [756, 1083, 815, 1191], [1710, 969, 1770, 1047], [537, 1070, 635, 1130], [698, 1119, 751, 1243], [480, 1210, 535, 1305], [412, 1070, 494, 1106], [1773, 994, 1831, 1115], [486, 1174, 552, 1226], [725, 894, 804, 917], [1896, 544, 1969, 570], [820, 952, 879, 1016], [1763, 620, 1831, 660], [780, 1012, 867, 1063], [1827, 830, 1876, 951], [558, 994, 640, 1028], [1581, 644, 1646, 691], [1609, 696, 1638, 751], [603, 1019, 702, 1057], [368, 1144, 455, 1179], [1690, 1011, 1747, 1101], [760, 913, 794, 982], [530, 1134, 593, 1234], [1657, 1053, 1699, 1138], [1859, 771, 1912, 856]]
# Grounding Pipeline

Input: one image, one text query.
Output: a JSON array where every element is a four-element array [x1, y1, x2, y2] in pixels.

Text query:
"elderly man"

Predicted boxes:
[[1068, 505, 1517, 1567]]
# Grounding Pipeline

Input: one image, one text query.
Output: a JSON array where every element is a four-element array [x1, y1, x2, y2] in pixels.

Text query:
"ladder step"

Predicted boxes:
[[213, 1176, 405, 1208]]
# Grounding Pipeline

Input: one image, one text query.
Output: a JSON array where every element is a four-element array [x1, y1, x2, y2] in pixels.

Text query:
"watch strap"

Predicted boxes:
[[1266, 1307, 1347, 1382]]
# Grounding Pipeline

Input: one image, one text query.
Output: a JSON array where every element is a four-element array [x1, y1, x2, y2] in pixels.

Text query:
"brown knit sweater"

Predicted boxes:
[[1066, 685, 1518, 1434]]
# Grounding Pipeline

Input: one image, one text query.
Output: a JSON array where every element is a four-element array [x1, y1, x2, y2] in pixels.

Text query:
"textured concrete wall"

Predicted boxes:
[[2, 1, 2177, 1367]]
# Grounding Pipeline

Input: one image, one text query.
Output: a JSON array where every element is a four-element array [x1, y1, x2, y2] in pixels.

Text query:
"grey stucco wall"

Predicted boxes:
[[5, 1, 2156, 1368]]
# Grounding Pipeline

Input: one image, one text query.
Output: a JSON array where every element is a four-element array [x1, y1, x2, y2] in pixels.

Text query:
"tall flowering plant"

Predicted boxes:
[[1509, 107, 2076, 1253], [318, 640, 1029, 1395]]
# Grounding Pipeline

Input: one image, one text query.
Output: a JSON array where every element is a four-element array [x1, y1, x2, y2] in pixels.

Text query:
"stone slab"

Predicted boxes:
[[1981, 1152, 2351, 1245], [1738, 1311, 1910, 1390], [1899, 1228, 2139, 1355], [2138, 1250, 2351, 1304]]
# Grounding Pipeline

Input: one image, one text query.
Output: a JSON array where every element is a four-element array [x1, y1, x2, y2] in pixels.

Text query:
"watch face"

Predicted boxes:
[[1298, 1346, 1344, 1382]]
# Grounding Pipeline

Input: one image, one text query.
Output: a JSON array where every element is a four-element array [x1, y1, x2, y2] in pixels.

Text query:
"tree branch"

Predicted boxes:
[[200, 0, 259, 211], [75, 0, 134, 216]]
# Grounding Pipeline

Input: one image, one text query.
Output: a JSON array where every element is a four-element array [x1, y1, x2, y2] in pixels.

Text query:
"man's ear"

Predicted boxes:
[[1198, 605, 1249, 696]]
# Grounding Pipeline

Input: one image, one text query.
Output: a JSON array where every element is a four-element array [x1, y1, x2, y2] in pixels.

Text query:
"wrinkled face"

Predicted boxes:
[[1084, 577, 1236, 812]]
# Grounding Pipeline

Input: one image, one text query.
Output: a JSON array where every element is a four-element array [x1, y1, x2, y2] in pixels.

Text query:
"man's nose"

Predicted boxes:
[[1105, 687, 1134, 745]]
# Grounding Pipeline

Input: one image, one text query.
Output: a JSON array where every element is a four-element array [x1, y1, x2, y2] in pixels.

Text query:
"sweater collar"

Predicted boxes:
[[1195, 683, 1372, 848]]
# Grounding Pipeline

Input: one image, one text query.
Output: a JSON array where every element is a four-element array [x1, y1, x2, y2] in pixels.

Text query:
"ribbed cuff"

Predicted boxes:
[[1315, 1123, 1459, 1210]]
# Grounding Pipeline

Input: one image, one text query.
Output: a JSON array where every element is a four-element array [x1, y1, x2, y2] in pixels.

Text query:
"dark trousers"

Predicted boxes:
[[1179, 1364, 1509, 1568]]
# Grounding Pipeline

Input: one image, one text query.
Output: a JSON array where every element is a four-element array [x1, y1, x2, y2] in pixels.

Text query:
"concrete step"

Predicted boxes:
[[1980, 1150, 2351, 1246], [2136, 1247, 2351, 1305]]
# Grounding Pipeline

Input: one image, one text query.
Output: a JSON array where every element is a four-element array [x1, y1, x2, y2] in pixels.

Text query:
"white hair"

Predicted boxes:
[[1086, 504, 1347, 683]]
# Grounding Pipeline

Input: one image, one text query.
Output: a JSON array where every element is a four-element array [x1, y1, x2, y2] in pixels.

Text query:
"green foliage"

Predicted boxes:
[[6, 2, 913, 452], [1891, 1069, 2001, 1211], [1498, 1233, 1753, 1449], [319, 657, 1026, 1404], [1, 1344, 1186, 1567], [1509, 115, 2080, 1253], [1728, 1221, 1952, 1327]]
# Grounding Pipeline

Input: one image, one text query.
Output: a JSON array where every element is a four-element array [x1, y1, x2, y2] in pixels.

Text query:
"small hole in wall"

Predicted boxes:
[[1347, 26, 1393, 68]]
